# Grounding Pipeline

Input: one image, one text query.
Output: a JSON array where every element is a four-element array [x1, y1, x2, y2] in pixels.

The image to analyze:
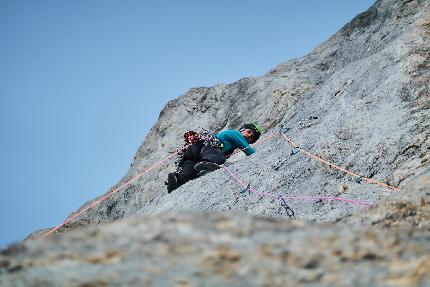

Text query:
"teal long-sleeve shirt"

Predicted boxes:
[[215, 130, 256, 156]]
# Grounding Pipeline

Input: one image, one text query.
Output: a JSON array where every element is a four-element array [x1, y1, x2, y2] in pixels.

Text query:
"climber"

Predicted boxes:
[[166, 123, 262, 193]]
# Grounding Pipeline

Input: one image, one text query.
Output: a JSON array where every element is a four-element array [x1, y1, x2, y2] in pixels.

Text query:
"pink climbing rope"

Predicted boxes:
[[42, 149, 183, 238], [221, 164, 372, 207]]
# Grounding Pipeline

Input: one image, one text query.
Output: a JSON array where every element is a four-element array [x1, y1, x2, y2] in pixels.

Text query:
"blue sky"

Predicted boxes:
[[0, 0, 374, 247]]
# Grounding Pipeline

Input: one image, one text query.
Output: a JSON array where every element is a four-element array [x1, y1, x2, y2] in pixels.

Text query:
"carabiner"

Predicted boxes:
[[355, 176, 364, 184], [279, 127, 290, 135], [291, 147, 301, 156], [240, 183, 251, 195]]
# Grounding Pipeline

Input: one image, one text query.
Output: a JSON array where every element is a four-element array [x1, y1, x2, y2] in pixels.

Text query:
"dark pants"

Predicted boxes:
[[176, 143, 226, 186]]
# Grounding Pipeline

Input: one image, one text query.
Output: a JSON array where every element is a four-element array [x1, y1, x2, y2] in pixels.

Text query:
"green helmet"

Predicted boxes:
[[239, 122, 262, 142]]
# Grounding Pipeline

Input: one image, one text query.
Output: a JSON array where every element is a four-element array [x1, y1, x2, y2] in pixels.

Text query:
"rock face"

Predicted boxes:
[[62, 0, 429, 227], [3, 0, 430, 285]]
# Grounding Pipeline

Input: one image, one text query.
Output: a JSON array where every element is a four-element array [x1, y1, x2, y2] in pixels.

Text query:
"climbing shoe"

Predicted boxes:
[[194, 161, 221, 172], [197, 170, 210, 177], [166, 173, 178, 193]]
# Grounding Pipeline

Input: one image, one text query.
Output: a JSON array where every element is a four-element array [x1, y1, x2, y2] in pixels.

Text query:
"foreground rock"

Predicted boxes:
[[1, 169, 429, 286]]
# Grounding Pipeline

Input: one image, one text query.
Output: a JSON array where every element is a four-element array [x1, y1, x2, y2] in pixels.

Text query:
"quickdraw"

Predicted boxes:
[[291, 147, 301, 156], [278, 195, 295, 219], [240, 183, 251, 195], [199, 128, 224, 149], [355, 176, 364, 184], [279, 127, 290, 134], [280, 127, 301, 156]]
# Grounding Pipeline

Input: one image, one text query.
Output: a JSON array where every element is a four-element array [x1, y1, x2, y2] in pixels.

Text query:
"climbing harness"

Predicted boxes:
[[198, 128, 224, 149]]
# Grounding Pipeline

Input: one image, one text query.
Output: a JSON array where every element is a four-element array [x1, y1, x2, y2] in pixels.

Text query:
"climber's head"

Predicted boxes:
[[239, 123, 262, 144]]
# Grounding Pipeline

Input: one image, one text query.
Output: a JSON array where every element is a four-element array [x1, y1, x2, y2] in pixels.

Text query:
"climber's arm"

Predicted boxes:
[[229, 131, 256, 156]]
